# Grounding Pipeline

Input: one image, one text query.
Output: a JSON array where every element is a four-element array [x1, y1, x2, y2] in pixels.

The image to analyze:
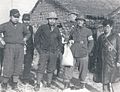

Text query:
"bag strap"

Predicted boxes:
[[104, 35, 117, 53]]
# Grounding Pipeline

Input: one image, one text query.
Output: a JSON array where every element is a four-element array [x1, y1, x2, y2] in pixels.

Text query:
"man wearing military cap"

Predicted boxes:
[[61, 9, 78, 89], [67, 15, 93, 89], [65, 9, 78, 28], [62, 9, 79, 44], [34, 12, 62, 90], [21, 13, 34, 85], [0, 9, 30, 92], [62, 9, 78, 34]]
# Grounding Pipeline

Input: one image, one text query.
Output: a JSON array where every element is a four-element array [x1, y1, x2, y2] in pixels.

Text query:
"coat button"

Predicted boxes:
[[113, 57, 116, 59], [80, 41, 84, 44]]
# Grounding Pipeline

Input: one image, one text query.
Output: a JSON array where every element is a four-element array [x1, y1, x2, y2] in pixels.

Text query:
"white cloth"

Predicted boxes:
[[61, 44, 74, 66]]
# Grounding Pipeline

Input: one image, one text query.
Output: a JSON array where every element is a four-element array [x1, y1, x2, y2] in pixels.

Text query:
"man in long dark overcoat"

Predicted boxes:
[[96, 19, 120, 92]]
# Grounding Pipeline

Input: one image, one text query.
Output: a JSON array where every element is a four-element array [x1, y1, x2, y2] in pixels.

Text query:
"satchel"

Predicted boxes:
[[61, 44, 74, 66]]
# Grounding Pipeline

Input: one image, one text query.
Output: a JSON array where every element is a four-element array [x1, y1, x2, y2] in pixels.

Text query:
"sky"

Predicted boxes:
[[0, 0, 38, 24]]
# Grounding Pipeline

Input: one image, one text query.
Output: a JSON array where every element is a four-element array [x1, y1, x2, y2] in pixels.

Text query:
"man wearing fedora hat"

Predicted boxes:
[[0, 9, 30, 92], [21, 13, 34, 85], [68, 15, 93, 89], [34, 12, 62, 90]]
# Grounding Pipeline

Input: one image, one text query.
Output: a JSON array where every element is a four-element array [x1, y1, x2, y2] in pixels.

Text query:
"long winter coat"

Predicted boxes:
[[96, 33, 120, 84]]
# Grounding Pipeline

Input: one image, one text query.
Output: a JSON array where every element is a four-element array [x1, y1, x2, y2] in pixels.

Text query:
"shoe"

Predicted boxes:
[[1, 83, 7, 92], [21, 79, 28, 85], [71, 86, 81, 90], [34, 84, 40, 91], [45, 82, 51, 87], [12, 82, 21, 92], [64, 82, 70, 89], [71, 83, 86, 90], [45, 82, 55, 89], [29, 79, 35, 86], [80, 83, 85, 89]]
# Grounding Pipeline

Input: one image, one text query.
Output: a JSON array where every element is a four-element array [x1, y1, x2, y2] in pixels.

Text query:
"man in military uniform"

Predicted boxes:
[[68, 15, 93, 89], [21, 14, 34, 85], [34, 12, 62, 91], [61, 10, 79, 89], [62, 9, 78, 38], [53, 10, 78, 79], [0, 9, 30, 92], [96, 19, 120, 92]]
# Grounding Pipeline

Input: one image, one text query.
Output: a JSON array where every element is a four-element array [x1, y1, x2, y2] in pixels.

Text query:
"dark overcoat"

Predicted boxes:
[[96, 33, 120, 84]]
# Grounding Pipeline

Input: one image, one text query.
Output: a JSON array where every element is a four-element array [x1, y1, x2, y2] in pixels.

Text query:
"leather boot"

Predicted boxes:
[[64, 82, 70, 89]]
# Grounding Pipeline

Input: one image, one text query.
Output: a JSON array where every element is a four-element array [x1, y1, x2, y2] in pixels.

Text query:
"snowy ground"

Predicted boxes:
[[0, 51, 120, 92], [0, 70, 103, 92], [0, 69, 120, 92]]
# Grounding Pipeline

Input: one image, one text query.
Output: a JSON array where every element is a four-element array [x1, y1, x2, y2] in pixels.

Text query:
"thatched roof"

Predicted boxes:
[[55, 0, 120, 16], [31, 0, 120, 18]]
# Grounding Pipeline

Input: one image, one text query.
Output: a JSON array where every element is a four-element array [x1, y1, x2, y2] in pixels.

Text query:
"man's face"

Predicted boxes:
[[104, 24, 112, 34], [23, 20, 30, 26], [10, 16, 19, 24], [69, 14, 77, 22], [48, 18, 56, 26], [77, 19, 85, 27]]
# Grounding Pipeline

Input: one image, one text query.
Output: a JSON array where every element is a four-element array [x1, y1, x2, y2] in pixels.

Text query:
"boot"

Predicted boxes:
[[12, 82, 21, 92], [36, 73, 43, 84], [108, 83, 114, 92], [64, 82, 70, 89], [103, 84, 109, 92], [80, 83, 85, 89], [1, 83, 8, 92], [46, 73, 53, 87], [34, 84, 40, 91]]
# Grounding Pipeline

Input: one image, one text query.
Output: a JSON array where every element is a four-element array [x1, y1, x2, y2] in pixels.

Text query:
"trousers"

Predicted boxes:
[[64, 56, 88, 83], [3, 44, 24, 78]]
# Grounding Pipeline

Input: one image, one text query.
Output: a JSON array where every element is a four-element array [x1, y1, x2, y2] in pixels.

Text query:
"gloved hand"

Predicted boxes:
[[68, 40, 74, 47]]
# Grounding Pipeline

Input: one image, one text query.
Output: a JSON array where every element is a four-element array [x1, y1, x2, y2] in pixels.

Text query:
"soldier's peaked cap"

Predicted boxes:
[[22, 14, 30, 21], [75, 15, 86, 21], [69, 9, 79, 15], [10, 9, 20, 17]]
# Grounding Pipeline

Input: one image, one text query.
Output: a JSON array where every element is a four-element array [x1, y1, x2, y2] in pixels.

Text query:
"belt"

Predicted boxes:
[[6, 42, 24, 45], [74, 41, 84, 44]]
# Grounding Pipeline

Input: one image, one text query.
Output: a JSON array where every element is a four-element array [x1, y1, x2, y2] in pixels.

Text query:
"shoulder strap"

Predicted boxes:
[[105, 36, 117, 53]]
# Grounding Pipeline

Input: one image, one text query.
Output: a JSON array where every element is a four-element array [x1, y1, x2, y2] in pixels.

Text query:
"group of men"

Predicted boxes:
[[0, 8, 120, 92]]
